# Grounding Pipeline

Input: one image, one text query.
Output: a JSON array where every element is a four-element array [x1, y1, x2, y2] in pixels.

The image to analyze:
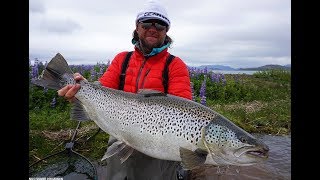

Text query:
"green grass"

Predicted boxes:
[[29, 109, 110, 165], [208, 99, 290, 135]]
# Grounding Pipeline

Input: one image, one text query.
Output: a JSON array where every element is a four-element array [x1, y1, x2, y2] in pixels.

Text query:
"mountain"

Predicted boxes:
[[238, 64, 291, 71], [196, 65, 236, 71], [191, 64, 291, 71]]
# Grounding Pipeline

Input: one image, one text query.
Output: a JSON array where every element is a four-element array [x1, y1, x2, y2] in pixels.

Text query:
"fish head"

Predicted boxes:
[[202, 116, 269, 166]]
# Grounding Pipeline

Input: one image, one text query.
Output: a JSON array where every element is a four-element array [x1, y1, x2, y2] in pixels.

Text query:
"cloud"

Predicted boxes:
[[29, 0, 45, 13], [29, 0, 291, 68], [40, 18, 82, 33]]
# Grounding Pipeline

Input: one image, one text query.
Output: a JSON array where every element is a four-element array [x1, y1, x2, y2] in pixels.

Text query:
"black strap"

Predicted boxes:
[[118, 51, 133, 90], [119, 52, 175, 93], [163, 54, 175, 94]]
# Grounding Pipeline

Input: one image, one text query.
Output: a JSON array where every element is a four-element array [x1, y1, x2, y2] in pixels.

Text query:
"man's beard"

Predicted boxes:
[[139, 38, 163, 54]]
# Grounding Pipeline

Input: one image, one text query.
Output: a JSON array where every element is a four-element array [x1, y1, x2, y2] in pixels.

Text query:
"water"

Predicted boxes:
[[95, 134, 291, 180], [187, 134, 291, 180], [30, 134, 290, 179], [211, 70, 258, 75]]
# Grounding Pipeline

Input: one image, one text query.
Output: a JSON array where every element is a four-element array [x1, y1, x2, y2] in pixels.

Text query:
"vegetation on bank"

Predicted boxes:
[[29, 66, 291, 165]]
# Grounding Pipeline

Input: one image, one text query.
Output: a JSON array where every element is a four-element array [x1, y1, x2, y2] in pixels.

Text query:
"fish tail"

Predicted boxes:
[[31, 53, 75, 90]]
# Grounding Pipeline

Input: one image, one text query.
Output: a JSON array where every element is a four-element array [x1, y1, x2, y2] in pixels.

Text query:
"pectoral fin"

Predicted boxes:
[[179, 147, 208, 170], [101, 140, 134, 163], [70, 99, 91, 121], [118, 146, 134, 163], [101, 141, 126, 161]]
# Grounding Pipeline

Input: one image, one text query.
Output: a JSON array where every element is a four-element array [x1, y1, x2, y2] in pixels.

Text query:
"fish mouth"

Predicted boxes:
[[234, 146, 269, 159], [246, 148, 269, 158]]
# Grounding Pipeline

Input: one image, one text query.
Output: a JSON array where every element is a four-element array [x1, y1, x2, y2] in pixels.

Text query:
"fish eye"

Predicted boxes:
[[240, 137, 247, 143]]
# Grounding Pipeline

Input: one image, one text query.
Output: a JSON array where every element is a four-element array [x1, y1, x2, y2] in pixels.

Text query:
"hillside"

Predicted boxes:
[[194, 64, 291, 71]]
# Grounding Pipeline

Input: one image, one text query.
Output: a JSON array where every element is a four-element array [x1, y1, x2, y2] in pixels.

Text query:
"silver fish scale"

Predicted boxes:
[[205, 124, 242, 148], [76, 82, 216, 146], [130, 97, 215, 145], [62, 74, 76, 85]]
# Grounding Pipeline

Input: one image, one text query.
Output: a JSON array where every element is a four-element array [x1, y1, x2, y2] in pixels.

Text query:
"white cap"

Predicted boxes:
[[136, 0, 171, 30]]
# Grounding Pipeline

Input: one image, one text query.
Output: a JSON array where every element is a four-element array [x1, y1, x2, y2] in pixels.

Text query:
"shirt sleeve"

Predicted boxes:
[[98, 52, 127, 89], [167, 57, 192, 100]]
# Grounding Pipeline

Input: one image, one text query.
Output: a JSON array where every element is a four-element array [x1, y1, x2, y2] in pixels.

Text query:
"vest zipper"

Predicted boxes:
[[140, 68, 151, 89], [135, 59, 147, 92]]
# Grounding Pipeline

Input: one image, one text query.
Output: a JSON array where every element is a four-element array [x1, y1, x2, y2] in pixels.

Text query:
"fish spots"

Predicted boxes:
[[118, 100, 207, 144], [205, 124, 239, 148], [76, 86, 218, 146]]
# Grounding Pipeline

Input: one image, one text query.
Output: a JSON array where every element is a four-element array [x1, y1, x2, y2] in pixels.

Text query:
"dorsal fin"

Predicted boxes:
[[137, 89, 166, 97], [92, 81, 102, 86]]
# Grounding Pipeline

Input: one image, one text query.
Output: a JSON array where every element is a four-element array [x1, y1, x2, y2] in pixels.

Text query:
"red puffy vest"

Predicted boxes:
[[99, 47, 192, 100]]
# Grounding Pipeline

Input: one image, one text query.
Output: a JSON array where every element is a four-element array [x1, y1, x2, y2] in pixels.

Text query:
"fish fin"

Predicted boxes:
[[118, 146, 135, 164], [70, 99, 92, 121], [101, 140, 135, 163], [107, 136, 118, 146], [93, 81, 102, 86], [31, 53, 74, 90], [137, 89, 166, 97], [101, 141, 126, 161], [179, 147, 208, 170]]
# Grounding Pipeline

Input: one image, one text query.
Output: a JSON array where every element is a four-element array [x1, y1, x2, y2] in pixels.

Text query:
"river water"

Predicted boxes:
[[210, 70, 258, 75], [186, 134, 291, 180], [95, 134, 291, 180], [30, 134, 290, 179]]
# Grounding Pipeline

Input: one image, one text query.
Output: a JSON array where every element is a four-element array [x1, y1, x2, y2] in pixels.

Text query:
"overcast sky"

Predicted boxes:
[[29, 0, 291, 68]]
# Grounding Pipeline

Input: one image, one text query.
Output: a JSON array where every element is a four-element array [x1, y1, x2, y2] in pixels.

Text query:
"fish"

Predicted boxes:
[[31, 53, 269, 170]]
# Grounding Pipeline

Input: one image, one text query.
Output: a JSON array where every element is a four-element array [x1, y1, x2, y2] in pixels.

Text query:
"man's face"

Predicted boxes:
[[136, 19, 168, 51]]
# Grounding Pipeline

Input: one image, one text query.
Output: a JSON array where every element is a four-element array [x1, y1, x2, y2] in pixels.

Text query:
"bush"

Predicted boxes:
[[190, 70, 290, 104]]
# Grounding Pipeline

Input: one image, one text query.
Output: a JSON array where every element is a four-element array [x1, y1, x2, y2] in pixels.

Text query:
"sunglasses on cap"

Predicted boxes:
[[139, 20, 167, 31]]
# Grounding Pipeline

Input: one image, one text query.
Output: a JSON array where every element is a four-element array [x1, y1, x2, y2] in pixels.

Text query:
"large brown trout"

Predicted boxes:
[[32, 53, 269, 170]]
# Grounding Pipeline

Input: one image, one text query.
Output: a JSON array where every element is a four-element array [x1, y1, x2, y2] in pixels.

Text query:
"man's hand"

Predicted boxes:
[[57, 73, 85, 102]]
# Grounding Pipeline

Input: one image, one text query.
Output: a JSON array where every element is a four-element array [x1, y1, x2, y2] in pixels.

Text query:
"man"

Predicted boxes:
[[58, 0, 192, 179]]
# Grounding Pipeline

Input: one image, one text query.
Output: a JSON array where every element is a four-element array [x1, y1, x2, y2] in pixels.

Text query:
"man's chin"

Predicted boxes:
[[146, 37, 160, 44], [141, 40, 161, 51], [145, 43, 159, 50]]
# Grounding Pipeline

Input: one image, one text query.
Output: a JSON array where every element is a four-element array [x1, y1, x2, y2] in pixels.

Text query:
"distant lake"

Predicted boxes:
[[210, 70, 258, 75]]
